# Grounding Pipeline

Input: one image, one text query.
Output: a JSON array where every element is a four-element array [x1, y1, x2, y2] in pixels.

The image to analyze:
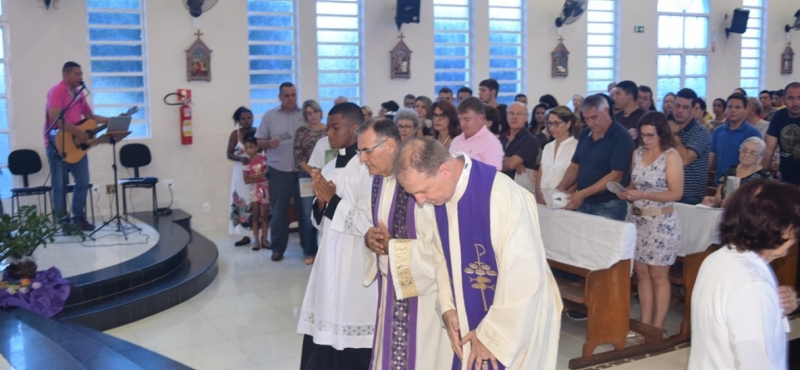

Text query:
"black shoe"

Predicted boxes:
[[566, 310, 588, 321], [73, 217, 96, 232], [234, 237, 251, 247], [271, 252, 284, 261]]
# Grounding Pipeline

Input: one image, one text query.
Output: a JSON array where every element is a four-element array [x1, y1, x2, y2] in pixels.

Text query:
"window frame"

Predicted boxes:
[[314, 0, 364, 114], [739, 0, 767, 97], [656, 0, 711, 106], [487, 0, 525, 105], [586, 0, 619, 95], [433, 0, 473, 97], [0, 15, 11, 200]]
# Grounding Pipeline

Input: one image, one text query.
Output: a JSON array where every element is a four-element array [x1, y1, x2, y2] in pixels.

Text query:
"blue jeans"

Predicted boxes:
[[297, 172, 318, 256], [46, 145, 89, 220], [266, 167, 312, 255], [578, 198, 628, 221]]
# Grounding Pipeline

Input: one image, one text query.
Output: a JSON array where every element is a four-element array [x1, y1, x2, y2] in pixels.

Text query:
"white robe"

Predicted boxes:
[[388, 155, 563, 369], [364, 175, 453, 370], [298, 148, 378, 350]]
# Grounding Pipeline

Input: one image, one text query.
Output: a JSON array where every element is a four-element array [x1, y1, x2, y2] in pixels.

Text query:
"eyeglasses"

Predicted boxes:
[[356, 140, 387, 156], [433, 113, 447, 120], [740, 148, 761, 157], [640, 133, 658, 139], [508, 112, 528, 117], [398, 125, 415, 130], [547, 120, 566, 127]]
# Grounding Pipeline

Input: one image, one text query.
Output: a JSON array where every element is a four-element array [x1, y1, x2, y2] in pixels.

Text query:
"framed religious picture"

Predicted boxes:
[[186, 30, 212, 82], [390, 34, 412, 79], [551, 39, 569, 78], [782, 44, 794, 75]]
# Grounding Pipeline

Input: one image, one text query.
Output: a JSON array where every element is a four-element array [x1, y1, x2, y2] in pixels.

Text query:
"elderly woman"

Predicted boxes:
[[689, 180, 799, 369], [618, 112, 683, 333], [361, 106, 373, 120], [701, 137, 771, 208], [430, 100, 461, 150], [394, 107, 420, 143], [536, 106, 580, 204], [414, 96, 434, 136], [293, 99, 327, 264]]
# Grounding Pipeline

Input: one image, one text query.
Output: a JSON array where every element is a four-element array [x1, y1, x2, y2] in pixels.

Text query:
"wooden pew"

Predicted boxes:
[[538, 205, 666, 369]]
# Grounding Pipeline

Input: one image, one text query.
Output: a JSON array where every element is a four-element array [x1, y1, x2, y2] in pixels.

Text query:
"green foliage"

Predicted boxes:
[[0, 206, 60, 262]]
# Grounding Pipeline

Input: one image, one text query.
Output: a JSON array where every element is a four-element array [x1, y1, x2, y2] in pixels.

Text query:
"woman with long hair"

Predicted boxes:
[[430, 100, 461, 150], [414, 96, 434, 137], [228, 106, 257, 247], [661, 92, 676, 116]]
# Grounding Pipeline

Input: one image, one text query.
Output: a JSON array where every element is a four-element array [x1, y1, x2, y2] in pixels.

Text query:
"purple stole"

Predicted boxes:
[[368, 176, 419, 370], [434, 159, 505, 370]]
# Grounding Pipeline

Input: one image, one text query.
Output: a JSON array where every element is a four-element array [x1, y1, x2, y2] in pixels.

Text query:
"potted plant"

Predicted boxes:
[[0, 206, 60, 280]]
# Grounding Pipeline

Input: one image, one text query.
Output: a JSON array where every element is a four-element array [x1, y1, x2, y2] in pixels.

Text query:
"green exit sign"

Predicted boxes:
[[634, 26, 645, 33]]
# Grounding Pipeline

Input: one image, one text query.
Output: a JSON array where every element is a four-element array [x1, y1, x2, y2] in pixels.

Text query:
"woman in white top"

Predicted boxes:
[[536, 106, 581, 204], [689, 180, 799, 370]]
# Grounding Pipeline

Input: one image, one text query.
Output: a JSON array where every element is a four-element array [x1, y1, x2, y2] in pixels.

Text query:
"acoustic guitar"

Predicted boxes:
[[50, 106, 138, 164]]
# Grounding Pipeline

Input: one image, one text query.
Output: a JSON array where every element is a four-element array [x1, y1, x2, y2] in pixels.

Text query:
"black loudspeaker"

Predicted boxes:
[[395, 0, 421, 31], [726, 8, 750, 37]]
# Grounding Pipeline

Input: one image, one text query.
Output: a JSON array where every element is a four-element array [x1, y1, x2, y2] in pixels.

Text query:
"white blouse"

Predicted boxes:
[[539, 136, 578, 191], [688, 246, 789, 370]]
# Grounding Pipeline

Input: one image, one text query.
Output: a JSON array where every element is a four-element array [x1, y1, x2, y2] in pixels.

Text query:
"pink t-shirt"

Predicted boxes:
[[448, 125, 503, 170], [43, 81, 93, 147]]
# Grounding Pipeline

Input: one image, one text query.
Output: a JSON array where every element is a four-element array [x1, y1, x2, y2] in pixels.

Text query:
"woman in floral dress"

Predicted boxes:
[[227, 107, 256, 247], [618, 111, 683, 333]]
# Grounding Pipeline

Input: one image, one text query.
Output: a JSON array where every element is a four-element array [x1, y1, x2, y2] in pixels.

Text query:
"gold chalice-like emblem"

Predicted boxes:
[[464, 244, 498, 311]]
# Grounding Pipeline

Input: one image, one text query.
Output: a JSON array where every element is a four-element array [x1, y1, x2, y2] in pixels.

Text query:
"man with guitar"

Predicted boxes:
[[44, 61, 109, 231]]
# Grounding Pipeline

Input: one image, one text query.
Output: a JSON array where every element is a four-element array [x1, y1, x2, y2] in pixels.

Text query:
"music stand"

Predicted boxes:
[[89, 130, 137, 239]]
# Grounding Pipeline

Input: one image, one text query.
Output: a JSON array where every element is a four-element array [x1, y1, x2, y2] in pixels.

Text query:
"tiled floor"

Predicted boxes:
[[30, 217, 157, 278], [2, 229, 796, 370]]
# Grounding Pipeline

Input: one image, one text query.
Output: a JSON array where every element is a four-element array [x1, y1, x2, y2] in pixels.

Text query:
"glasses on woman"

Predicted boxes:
[[740, 148, 761, 157], [546, 120, 566, 127], [433, 113, 447, 120], [398, 125, 415, 131], [640, 133, 658, 139]]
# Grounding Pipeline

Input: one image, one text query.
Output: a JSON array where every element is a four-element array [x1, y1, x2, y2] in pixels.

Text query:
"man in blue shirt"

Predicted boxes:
[[556, 94, 635, 221], [670, 88, 711, 204], [710, 93, 762, 182]]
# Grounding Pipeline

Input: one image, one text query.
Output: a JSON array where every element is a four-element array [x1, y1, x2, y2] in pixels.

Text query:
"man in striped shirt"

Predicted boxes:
[[669, 88, 711, 204]]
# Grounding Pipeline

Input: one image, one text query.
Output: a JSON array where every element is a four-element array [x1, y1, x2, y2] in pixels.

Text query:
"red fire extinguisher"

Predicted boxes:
[[177, 89, 193, 145]]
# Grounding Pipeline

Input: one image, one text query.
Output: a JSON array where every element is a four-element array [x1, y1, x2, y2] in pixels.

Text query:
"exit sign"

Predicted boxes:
[[634, 26, 645, 33]]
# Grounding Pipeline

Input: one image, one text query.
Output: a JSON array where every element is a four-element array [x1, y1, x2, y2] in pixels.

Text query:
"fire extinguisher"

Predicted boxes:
[[176, 89, 193, 145]]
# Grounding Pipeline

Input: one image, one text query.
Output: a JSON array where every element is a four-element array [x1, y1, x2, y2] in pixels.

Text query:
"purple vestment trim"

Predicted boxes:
[[369, 176, 418, 370], [434, 159, 505, 370]]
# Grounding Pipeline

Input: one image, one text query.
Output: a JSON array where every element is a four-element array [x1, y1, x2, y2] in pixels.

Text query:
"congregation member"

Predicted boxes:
[[357, 119, 453, 370], [361, 106, 372, 120], [661, 92, 675, 116], [569, 93, 584, 113], [772, 89, 785, 109], [298, 103, 376, 370], [733, 87, 747, 96], [334, 96, 347, 105], [484, 106, 504, 135], [378, 100, 400, 118], [536, 106, 580, 204], [612, 80, 647, 138], [414, 96, 434, 136], [692, 98, 711, 131], [449, 97, 503, 170], [431, 100, 461, 150], [556, 94, 635, 221], [607, 82, 616, 92], [637, 85, 655, 111], [438, 87, 454, 104], [709, 93, 762, 182], [293, 99, 328, 264], [702, 137, 770, 208], [668, 88, 710, 204], [384, 137, 562, 369], [256, 82, 310, 261], [530, 103, 551, 151], [500, 102, 539, 182], [760, 90, 776, 121], [609, 87, 621, 115], [708, 98, 726, 129], [456, 87, 472, 104], [745, 97, 770, 136], [228, 106, 257, 247], [689, 180, 799, 370], [478, 79, 508, 132], [763, 82, 800, 186], [539, 94, 559, 109], [618, 112, 683, 333], [394, 108, 420, 144], [515, 93, 528, 105], [403, 94, 415, 109]]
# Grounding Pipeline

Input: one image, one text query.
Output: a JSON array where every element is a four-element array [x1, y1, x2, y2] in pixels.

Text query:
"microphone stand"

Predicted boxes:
[[89, 133, 140, 240]]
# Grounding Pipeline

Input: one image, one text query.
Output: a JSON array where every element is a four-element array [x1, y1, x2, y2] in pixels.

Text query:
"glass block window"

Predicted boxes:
[[87, 0, 150, 138], [656, 0, 710, 108], [740, 0, 765, 97], [586, 0, 617, 95], [0, 22, 10, 199], [248, 0, 297, 118], [316, 0, 362, 114], [488, 0, 524, 105], [433, 0, 471, 97]]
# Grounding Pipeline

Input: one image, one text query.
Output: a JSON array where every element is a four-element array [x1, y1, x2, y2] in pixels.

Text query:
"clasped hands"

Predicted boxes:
[[365, 221, 390, 255], [310, 169, 336, 204], [443, 309, 500, 370]]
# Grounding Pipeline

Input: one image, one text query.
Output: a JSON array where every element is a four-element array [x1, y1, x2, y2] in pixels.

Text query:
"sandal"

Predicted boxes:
[[262, 237, 271, 250], [304, 256, 315, 265], [234, 237, 250, 247], [252, 242, 261, 251]]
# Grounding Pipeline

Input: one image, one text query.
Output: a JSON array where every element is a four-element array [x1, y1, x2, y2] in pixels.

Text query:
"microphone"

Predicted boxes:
[[79, 81, 88, 91]]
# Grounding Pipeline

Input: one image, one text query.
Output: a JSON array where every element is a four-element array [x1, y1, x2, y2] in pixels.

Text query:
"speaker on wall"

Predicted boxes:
[[395, 0, 421, 31], [726, 8, 750, 38]]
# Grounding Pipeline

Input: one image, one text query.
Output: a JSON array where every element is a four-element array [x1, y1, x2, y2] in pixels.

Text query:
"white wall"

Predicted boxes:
[[4, 0, 799, 231]]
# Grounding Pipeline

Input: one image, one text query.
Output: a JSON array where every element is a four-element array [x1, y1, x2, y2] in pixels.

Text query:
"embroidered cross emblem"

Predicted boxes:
[[486, 331, 500, 347]]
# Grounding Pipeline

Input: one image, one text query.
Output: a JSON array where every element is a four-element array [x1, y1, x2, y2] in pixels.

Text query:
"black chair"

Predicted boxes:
[[119, 143, 158, 216], [8, 149, 51, 216]]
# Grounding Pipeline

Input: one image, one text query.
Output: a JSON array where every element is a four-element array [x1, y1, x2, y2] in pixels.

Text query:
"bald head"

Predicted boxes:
[[507, 102, 529, 131], [396, 138, 461, 206]]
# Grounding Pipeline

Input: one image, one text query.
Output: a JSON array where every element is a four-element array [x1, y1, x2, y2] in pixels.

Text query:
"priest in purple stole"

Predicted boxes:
[[357, 118, 453, 369], [387, 138, 563, 370]]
